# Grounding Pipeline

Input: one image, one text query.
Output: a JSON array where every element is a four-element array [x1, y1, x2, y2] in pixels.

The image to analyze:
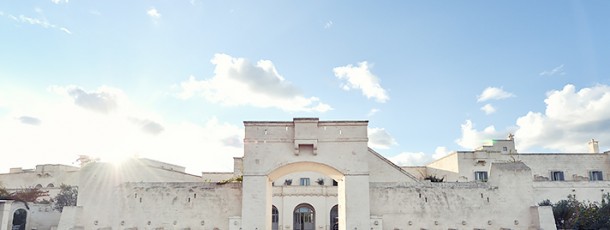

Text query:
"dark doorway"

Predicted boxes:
[[330, 205, 338, 230], [12, 209, 27, 230], [272, 205, 279, 230], [293, 203, 315, 230]]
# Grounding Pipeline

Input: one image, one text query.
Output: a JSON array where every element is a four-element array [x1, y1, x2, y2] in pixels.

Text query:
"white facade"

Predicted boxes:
[[5, 117, 607, 229]]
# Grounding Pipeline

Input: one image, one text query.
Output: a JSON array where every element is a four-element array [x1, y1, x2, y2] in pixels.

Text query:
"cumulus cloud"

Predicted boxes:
[[221, 135, 243, 148], [0, 86, 244, 174], [477, 87, 515, 102], [333, 61, 389, 103], [129, 118, 165, 135], [177, 53, 332, 112], [539, 64, 566, 76], [368, 127, 397, 150], [147, 7, 161, 19], [455, 120, 504, 149], [432, 146, 450, 159], [51, 85, 121, 114], [18, 116, 41, 126], [480, 103, 496, 115], [514, 84, 610, 152], [388, 152, 429, 166]]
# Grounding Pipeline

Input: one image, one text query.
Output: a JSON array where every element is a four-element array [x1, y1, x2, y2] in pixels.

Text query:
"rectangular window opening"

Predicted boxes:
[[299, 178, 310, 186], [551, 171, 565, 181], [590, 171, 603, 181], [474, 171, 488, 182]]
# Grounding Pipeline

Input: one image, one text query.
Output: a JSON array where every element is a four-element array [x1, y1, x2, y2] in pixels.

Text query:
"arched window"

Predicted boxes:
[[47, 183, 54, 188], [35, 184, 43, 189], [293, 203, 315, 230], [12, 209, 27, 230], [272, 205, 279, 230], [330, 205, 338, 230]]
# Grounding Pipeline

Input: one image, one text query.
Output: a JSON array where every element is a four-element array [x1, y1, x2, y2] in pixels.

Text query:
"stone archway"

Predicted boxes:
[[240, 118, 372, 230]]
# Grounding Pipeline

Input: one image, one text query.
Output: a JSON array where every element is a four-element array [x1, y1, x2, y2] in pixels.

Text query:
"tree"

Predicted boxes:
[[53, 184, 78, 212], [10, 187, 48, 203], [542, 194, 610, 229], [0, 183, 9, 199]]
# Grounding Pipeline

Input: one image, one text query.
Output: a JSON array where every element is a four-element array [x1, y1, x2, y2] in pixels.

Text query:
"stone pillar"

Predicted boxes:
[[339, 175, 371, 230], [241, 175, 272, 230]]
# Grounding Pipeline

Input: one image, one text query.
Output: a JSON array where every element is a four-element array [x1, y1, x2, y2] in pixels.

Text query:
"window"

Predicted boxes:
[[474, 171, 488, 182], [551, 171, 565, 181], [300, 178, 310, 186], [502, 147, 508, 151], [590, 171, 604, 181]]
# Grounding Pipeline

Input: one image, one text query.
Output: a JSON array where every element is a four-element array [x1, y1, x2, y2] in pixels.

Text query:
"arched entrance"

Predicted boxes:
[[12, 209, 27, 230], [293, 203, 315, 230], [330, 205, 338, 230], [272, 205, 279, 230], [241, 118, 372, 230]]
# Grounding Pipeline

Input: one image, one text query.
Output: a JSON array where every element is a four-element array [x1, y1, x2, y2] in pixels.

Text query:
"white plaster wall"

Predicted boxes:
[[28, 204, 61, 230], [113, 182, 242, 230], [0, 167, 79, 201], [201, 172, 235, 182], [367, 149, 417, 182], [534, 181, 610, 203], [370, 162, 540, 230], [75, 159, 204, 230]]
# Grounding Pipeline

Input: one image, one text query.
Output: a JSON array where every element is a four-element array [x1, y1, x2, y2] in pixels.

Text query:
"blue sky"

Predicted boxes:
[[1, 1, 610, 174]]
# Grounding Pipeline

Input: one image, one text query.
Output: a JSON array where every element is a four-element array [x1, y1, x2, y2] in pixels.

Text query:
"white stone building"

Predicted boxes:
[[3, 117, 608, 230]]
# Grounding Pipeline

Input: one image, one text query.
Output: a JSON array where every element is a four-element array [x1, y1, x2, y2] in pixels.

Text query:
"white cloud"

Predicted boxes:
[[51, 0, 69, 4], [368, 127, 397, 149], [0, 85, 243, 174], [333, 61, 389, 103], [514, 84, 610, 152], [388, 146, 450, 166], [50, 85, 123, 114], [177, 53, 332, 112], [147, 8, 161, 19], [367, 108, 379, 117], [17, 116, 41, 126], [388, 152, 429, 166], [455, 120, 504, 149], [324, 20, 333, 29], [480, 103, 496, 115], [477, 87, 515, 102], [432, 146, 450, 159], [539, 64, 566, 76], [1, 13, 72, 34]]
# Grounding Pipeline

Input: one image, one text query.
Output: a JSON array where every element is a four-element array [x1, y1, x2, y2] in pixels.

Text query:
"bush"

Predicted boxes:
[[53, 184, 78, 212]]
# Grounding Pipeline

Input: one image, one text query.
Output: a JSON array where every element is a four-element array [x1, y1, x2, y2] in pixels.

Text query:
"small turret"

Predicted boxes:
[[588, 139, 599, 153]]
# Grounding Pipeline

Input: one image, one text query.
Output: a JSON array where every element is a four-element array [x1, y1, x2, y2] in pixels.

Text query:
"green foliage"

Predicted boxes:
[[53, 184, 78, 212], [542, 193, 610, 229], [424, 175, 444, 182], [216, 175, 243, 185], [0, 182, 9, 199]]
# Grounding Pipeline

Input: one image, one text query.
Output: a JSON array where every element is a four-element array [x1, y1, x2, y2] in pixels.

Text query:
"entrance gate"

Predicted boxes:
[[240, 118, 372, 230]]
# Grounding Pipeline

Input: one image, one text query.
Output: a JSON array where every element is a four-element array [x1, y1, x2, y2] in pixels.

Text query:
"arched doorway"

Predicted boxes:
[[330, 205, 338, 230], [293, 203, 315, 230], [12, 209, 27, 230], [272, 205, 279, 230]]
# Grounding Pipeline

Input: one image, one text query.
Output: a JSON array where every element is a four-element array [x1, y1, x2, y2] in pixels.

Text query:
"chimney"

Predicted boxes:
[[588, 139, 599, 153]]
